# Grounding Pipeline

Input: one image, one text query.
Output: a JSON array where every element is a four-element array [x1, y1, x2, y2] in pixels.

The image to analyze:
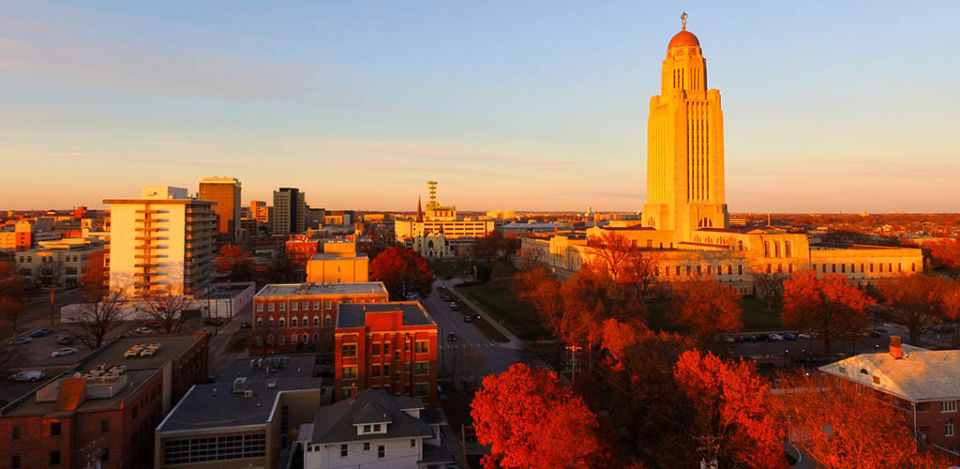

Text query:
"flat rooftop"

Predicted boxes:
[[1, 334, 206, 418], [256, 282, 387, 298], [216, 355, 317, 383], [156, 377, 322, 434], [337, 302, 436, 329], [309, 252, 368, 261]]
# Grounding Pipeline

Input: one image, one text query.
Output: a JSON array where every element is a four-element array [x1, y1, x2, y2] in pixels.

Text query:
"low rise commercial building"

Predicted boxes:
[[15, 238, 105, 288], [334, 302, 438, 405], [0, 334, 209, 469], [306, 241, 369, 284], [252, 282, 389, 354], [154, 356, 322, 469]]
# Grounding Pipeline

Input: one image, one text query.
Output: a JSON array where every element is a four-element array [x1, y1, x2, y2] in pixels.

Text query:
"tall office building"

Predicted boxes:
[[250, 200, 269, 224], [198, 177, 241, 241], [272, 188, 306, 235], [104, 186, 217, 297]]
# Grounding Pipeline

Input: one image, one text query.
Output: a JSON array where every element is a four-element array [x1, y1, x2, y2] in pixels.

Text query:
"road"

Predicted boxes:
[[422, 280, 520, 385]]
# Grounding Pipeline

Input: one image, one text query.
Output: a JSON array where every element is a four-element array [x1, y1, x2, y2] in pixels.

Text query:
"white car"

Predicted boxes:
[[50, 347, 78, 358], [768, 334, 784, 341], [135, 327, 154, 335], [9, 370, 46, 382]]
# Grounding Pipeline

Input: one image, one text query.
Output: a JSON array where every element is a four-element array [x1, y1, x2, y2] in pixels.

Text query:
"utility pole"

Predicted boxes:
[[566, 344, 582, 384], [696, 435, 722, 469]]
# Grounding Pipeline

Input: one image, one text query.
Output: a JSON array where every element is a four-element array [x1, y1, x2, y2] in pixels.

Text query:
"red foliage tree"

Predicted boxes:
[[370, 246, 432, 300], [470, 363, 605, 469], [927, 237, 960, 274], [78, 248, 106, 301], [587, 231, 660, 298], [214, 243, 254, 282], [874, 273, 953, 345], [776, 374, 948, 469], [0, 261, 29, 335], [673, 350, 786, 469], [670, 276, 742, 346], [782, 269, 874, 353]]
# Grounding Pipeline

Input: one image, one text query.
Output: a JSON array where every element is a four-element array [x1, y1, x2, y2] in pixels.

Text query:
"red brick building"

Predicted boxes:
[[0, 334, 208, 469], [819, 338, 960, 462], [285, 237, 320, 273], [334, 302, 439, 405], [252, 282, 388, 354]]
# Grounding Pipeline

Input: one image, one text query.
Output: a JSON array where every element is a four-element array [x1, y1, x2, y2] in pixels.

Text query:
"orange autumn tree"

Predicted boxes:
[[470, 363, 605, 469], [214, 243, 254, 282], [927, 237, 960, 275], [776, 374, 948, 469], [673, 350, 786, 469], [369, 246, 432, 300], [670, 276, 742, 346], [874, 273, 953, 345], [782, 269, 874, 353], [78, 248, 106, 302]]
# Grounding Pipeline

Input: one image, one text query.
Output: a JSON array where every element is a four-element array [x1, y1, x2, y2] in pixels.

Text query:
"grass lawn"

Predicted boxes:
[[440, 287, 509, 343], [429, 260, 474, 280], [457, 280, 552, 341], [646, 296, 784, 333]]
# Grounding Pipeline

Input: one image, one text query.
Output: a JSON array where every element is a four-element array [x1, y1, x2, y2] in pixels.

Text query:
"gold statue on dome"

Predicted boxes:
[[681, 11, 688, 31]]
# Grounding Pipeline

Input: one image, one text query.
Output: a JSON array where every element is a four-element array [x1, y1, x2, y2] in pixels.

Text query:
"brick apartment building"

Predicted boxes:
[[0, 334, 209, 469], [284, 236, 320, 273], [820, 337, 960, 462], [252, 282, 388, 354], [334, 302, 439, 405]]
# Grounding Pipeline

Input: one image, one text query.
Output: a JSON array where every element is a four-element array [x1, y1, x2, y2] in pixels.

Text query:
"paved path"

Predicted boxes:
[[441, 279, 523, 349]]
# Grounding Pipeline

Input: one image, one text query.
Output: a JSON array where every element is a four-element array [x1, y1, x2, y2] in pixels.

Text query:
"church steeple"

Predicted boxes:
[[416, 196, 423, 223]]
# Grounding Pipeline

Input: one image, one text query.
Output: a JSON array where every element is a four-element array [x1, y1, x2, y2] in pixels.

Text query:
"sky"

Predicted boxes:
[[0, 1, 958, 213]]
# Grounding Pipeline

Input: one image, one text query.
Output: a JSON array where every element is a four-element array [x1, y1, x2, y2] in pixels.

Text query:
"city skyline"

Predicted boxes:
[[1, 2, 958, 212]]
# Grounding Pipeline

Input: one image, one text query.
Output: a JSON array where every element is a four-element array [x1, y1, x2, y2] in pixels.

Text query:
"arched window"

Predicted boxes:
[[302, 333, 309, 344], [279, 318, 286, 328], [268, 317, 275, 328], [256, 318, 263, 329], [290, 334, 297, 344], [738, 240, 743, 251], [291, 317, 298, 327], [784, 241, 792, 258], [325, 315, 332, 326], [763, 241, 770, 257], [774, 242, 781, 258], [312, 333, 319, 344], [302, 316, 308, 328], [313, 316, 320, 327]]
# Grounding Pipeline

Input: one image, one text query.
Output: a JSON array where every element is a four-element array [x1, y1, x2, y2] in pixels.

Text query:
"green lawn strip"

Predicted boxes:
[[456, 280, 551, 341], [429, 260, 474, 280], [438, 286, 509, 343]]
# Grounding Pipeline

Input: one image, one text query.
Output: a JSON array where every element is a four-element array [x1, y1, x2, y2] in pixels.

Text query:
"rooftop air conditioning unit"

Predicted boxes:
[[232, 377, 248, 394]]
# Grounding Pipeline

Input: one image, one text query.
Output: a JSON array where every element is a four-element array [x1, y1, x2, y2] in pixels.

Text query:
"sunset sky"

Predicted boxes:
[[1, 1, 957, 212]]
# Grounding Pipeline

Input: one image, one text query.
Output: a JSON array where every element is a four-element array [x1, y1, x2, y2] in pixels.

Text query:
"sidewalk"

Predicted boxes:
[[441, 279, 523, 350]]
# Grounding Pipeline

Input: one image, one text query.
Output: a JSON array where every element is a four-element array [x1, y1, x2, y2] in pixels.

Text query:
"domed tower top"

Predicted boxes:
[[668, 12, 700, 49]]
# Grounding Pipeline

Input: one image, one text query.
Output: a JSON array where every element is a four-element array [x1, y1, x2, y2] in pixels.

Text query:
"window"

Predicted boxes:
[[291, 317, 298, 327], [49, 421, 61, 436], [340, 444, 348, 457], [947, 422, 955, 437], [415, 341, 428, 353], [312, 333, 319, 343], [784, 241, 792, 257], [384, 364, 390, 375], [373, 365, 381, 377], [342, 366, 357, 378], [415, 383, 429, 396], [872, 376, 881, 385], [291, 334, 297, 344], [342, 344, 357, 357], [373, 424, 381, 432], [291, 302, 298, 311], [313, 316, 319, 327], [941, 400, 957, 413], [411, 439, 416, 448], [256, 303, 263, 312], [324, 315, 332, 326], [268, 303, 275, 312], [383, 343, 390, 354], [279, 336, 285, 345], [377, 445, 385, 458], [10, 455, 20, 469], [415, 362, 429, 375], [325, 301, 332, 309], [313, 301, 320, 310], [12, 425, 21, 440], [738, 265, 743, 275], [302, 333, 308, 344], [363, 424, 371, 433], [101, 448, 109, 462], [279, 318, 285, 328], [363, 442, 370, 451], [279, 302, 286, 311], [302, 301, 308, 310], [302, 316, 308, 328], [50, 451, 61, 466], [268, 317, 275, 328]]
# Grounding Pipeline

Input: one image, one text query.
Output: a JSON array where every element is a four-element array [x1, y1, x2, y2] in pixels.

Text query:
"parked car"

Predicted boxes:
[[29, 328, 53, 338], [768, 333, 784, 341], [447, 333, 458, 342], [449, 302, 461, 311], [9, 370, 46, 382], [798, 332, 814, 339], [203, 318, 225, 327], [240, 321, 252, 329], [55, 336, 75, 345], [463, 315, 474, 323], [50, 347, 78, 358], [721, 335, 735, 343], [742, 335, 758, 342], [11, 336, 32, 345], [782, 333, 796, 341], [135, 326, 154, 335]]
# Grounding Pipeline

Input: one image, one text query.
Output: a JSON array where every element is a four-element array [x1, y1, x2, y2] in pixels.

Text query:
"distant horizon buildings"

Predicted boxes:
[[198, 176, 242, 242], [394, 182, 495, 258], [104, 185, 217, 297]]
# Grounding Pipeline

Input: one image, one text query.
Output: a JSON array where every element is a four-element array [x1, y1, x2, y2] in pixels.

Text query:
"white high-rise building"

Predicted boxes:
[[104, 186, 217, 297]]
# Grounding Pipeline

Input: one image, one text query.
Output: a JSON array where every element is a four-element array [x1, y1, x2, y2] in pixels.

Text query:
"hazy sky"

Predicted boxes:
[[1, 1, 958, 212]]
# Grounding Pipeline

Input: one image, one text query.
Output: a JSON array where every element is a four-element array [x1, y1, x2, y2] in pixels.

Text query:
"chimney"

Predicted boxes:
[[889, 336, 903, 359]]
